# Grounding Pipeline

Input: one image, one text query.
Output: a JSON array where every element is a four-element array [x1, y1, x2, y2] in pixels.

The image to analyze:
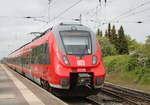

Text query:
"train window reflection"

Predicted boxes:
[[60, 31, 92, 55]]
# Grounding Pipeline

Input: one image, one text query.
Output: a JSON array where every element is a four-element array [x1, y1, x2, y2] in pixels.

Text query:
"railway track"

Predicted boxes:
[[61, 94, 123, 105], [102, 83, 150, 105], [5, 65, 150, 105], [61, 97, 102, 105]]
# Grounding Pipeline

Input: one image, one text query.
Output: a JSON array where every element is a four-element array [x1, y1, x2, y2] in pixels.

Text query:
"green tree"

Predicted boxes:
[[96, 28, 100, 36], [96, 28, 103, 37], [125, 35, 142, 52], [144, 35, 150, 65], [145, 35, 150, 45], [111, 25, 119, 51], [118, 26, 129, 54], [100, 31, 103, 37], [98, 37, 117, 56], [108, 23, 111, 39], [105, 30, 108, 37]]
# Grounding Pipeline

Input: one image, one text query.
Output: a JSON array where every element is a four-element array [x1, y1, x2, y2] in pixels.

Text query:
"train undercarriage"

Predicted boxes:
[[40, 72, 103, 97]]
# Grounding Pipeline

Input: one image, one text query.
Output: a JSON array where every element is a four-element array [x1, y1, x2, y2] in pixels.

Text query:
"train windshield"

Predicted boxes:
[[60, 31, 92, 55]]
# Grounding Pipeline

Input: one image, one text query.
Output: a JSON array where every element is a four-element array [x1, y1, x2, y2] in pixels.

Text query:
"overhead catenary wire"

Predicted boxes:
[[37, 0, 84, 32], [83, 0, 108, 17], [83, 0, 118, 24], [92, 0, 150, 29], [118, 7, 150, 20], [49, 0, 56, 7], [2, 0, 149, 33], [0, 16, 46, 20], [111, 0, 150, 21], [86, 0, 117, 29], [48, 0, 84, 24], [48, 0, 52, 23]]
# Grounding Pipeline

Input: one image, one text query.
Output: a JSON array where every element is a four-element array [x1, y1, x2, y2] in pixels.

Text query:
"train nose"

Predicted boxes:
[[70, 73, 93, 89], [77, 73, 92, 87]]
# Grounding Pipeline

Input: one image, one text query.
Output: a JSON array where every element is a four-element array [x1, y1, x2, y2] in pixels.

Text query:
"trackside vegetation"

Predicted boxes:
[[103, 55, 150, 85], [97, 24, 150, 92]]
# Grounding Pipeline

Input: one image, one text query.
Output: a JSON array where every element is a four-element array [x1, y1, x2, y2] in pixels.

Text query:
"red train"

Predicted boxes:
[[5, 23, 106, 97]]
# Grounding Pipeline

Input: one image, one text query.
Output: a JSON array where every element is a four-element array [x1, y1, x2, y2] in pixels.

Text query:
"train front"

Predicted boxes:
[[50, 23, 106, 96]]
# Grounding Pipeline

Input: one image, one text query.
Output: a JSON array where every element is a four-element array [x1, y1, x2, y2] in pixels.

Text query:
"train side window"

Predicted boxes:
[[44, 43, 51, 64], [38, 45, 43, 64], [31, 47, 36, 64], [38, 43, 51, 64], [30, 43, 50, 64], [39, 43, 50, 64], [35, 47, 39, 64]]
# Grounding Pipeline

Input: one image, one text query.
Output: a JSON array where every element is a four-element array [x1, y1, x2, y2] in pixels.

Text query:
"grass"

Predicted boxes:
[[103, 55, 150, 93]]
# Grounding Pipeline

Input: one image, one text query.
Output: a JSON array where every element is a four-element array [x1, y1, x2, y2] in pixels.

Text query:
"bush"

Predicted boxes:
[[128, 55, 139, 71], [140, 73, 150, 84], [104, 55, 129, 72], [103, 55, 150, 85], [97, 37, 117, 56]]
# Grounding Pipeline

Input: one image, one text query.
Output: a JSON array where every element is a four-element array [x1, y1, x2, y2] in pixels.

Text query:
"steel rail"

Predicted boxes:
[[104, 83, 150, 101], [104, 89, 140, 105], [102, 83, 150, 105]]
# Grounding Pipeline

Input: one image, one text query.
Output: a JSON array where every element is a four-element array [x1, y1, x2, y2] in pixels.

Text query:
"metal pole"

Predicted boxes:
[[80, 14, 82, 24], [48, 0, 52, 23]]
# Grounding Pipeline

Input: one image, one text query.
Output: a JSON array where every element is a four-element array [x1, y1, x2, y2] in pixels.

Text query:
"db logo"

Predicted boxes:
[[77, 60, 85, 66]]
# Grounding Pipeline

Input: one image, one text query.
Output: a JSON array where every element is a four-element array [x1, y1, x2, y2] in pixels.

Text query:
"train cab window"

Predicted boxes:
[[60, 31, 92, 55]]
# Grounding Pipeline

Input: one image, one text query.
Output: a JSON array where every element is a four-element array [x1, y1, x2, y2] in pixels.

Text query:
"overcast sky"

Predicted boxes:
[[0, 0, 150, 59]]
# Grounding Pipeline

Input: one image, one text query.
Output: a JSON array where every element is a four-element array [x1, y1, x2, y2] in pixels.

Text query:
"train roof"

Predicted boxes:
[[52, 22, 91, 32], [8, 23, 94, 57], [8, 27, 52, 56]]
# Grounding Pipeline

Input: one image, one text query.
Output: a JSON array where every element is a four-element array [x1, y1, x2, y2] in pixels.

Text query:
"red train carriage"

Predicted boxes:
[[6, 23, 106, 97]]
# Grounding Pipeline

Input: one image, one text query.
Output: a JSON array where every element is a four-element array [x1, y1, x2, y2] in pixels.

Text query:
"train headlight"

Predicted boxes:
[[62, 56, 70, 65], [92, 55, 97, 65]]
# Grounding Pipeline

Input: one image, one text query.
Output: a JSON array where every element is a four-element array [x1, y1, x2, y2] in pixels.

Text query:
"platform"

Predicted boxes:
[[0, 64, 68, 105]]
